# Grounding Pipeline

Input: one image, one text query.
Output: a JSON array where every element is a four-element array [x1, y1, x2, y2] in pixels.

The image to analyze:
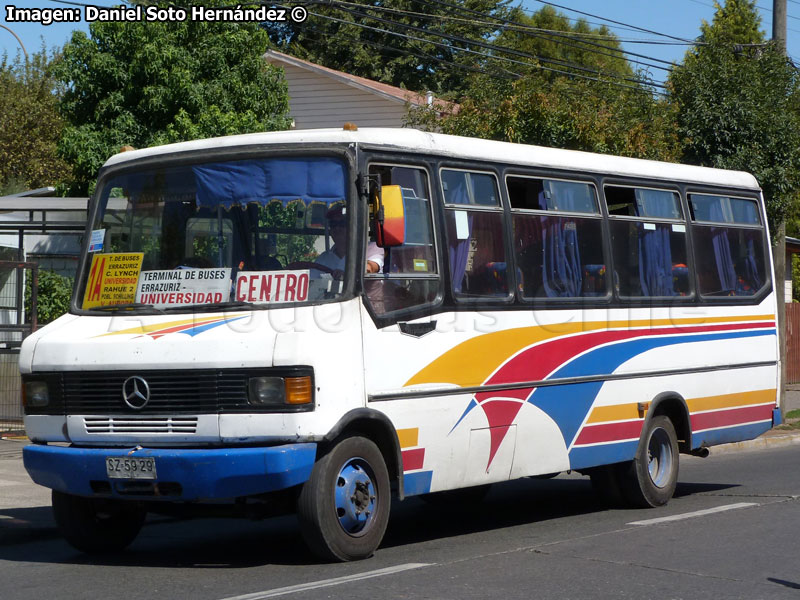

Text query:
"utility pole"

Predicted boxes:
[[773, 0, 787, 51], [772, 0, 787, 420]]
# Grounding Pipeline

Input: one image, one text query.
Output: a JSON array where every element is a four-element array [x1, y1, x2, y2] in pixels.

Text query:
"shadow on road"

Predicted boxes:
[[0, 475, 741, 568]]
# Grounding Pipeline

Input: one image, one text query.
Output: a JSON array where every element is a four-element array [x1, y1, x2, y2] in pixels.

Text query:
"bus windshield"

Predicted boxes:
[[78, 156, 351, 312]]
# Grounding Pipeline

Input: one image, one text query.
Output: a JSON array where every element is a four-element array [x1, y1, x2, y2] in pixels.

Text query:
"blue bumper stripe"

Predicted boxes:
[[23, 443, 317, 501], [691, 422, 772, 449], [569, 440, 639, 471]]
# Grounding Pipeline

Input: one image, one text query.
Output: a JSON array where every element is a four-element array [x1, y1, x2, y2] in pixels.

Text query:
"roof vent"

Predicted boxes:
[[343, 123, 358, 131]]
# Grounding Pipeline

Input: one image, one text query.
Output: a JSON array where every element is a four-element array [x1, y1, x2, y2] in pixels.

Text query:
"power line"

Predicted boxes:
[[412, 0, 677, 69], [754, 2, 800, 22], [284, 17, 673, 105], [529, 0, 697, 43], [328, 0, 690, 45], [332, 0, 672, 74], [317, 1, 668, 89], [302, 6, 666, 94], [286, 20, 524, 81]]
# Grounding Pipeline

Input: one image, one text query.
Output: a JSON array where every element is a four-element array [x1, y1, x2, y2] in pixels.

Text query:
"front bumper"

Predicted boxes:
[[23, 443, 317, 501]]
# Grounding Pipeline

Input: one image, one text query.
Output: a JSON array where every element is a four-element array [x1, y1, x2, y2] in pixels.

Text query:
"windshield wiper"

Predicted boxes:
[[87, 303, 164, 314], [161, 301, 258, 313]]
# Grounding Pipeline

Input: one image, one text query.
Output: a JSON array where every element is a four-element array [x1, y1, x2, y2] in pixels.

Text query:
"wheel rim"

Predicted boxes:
[[334, 457, 377, 537], [647, 427, 673, 488]]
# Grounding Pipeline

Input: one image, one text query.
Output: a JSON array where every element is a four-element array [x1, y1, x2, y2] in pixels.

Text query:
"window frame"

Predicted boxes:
[[686, 189, 770, 302], [362, 158, 443, 320], [602, 182, 694, 301], [439, 166, 512, 303], [505, 171, 610, 304]]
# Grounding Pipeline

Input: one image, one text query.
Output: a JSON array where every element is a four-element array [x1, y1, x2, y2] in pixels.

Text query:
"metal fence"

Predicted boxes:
[[787, 303, 800, 384], [0, 261, 37, 433]]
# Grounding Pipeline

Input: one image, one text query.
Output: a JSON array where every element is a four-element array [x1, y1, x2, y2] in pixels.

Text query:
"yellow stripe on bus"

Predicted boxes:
[[686, 389, 777, 413], [396, 428, 419, 448], [585, 389, 777, 424]]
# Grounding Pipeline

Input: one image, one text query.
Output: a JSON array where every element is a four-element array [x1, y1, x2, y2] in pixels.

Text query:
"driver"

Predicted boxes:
[[314, 205, 383, 278]]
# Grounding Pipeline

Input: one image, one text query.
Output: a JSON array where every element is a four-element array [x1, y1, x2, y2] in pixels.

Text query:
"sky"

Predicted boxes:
[[2, 0, 799, 87]]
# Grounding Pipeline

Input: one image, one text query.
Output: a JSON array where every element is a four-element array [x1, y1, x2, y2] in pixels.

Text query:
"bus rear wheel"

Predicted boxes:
[[619, 415, 679, 508], [52, 490, 145, 553], [297, 436, 390, 562]]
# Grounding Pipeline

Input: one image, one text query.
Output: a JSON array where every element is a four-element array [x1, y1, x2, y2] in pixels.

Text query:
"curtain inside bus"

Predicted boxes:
[[193, 157, 346, 209], [541, 183, 583, 297]]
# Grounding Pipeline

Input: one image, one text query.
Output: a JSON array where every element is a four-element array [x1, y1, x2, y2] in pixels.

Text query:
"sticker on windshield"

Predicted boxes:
[[235, 270, 310, 304], [88, 229, 105, 252], [136, 268, 231, 307], [82, 253, 144, 309]]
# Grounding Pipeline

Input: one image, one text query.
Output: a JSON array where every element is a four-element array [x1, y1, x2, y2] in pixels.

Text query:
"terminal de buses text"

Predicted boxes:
[[5, 5, 307, 26]]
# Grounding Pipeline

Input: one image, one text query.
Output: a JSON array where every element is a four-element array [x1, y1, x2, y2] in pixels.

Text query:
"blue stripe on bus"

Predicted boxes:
[[691, 421, 772, 449], [403, 471, 433, 496], [568, 440, 640, 471]]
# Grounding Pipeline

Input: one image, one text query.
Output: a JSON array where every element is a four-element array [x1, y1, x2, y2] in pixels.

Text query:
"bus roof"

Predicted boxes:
[[103, 128, 761, 191]]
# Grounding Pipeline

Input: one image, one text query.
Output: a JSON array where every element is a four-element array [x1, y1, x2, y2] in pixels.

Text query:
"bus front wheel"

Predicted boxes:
[[619, 415, 679, 508], [297, 436, 390, 562], [52, 490, 145, 553]]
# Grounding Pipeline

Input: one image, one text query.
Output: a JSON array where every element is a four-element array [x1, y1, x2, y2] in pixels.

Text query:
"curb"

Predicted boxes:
[[709, 431, 800, 455]]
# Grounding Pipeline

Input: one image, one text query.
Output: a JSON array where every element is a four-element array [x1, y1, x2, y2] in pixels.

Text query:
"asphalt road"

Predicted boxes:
[[1, 444, 799, 600]]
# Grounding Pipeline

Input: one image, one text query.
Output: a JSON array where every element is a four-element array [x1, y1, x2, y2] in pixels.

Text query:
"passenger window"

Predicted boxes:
[[442, 170, 508, 299], [508, 176, 606, 299], [365, 165, 439, 314], [605, 186, 690, 298], [441, 170, 499, 206], [689, 194, 766, 297]]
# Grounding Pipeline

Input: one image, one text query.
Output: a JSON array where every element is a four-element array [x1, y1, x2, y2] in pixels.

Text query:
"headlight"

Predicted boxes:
[[247, 376, 313, 407], [248, 377, 285, 406], [23, 381, 50, 408]]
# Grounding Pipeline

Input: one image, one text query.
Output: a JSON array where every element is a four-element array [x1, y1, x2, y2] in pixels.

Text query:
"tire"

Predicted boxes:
[[297, 436, 391, 562], [618, 415, 679, 508], [52, 490, 145, 554]]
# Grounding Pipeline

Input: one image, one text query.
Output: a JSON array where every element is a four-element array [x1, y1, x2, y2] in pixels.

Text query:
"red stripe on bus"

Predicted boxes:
[[691, 404, 774, 431], [402, 448, 426, 472], [573, 419, 644, 446]]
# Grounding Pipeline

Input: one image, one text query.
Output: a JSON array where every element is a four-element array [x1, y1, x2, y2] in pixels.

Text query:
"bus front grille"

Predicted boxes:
[[83, 416, 199, 434]]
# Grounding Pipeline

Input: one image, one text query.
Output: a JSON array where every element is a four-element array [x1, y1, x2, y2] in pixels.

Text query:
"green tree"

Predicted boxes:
[[25, 270, 74, 325], [493, 5, 634, 83], [264, 0, 515, 95], [668, 0, 800, 231], [56, 0, 291, 195], [0, 48, 71, 194], [408, 6, 679, 162]]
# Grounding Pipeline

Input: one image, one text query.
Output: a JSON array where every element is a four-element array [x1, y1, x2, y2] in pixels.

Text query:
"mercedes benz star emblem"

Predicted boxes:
[[122, 376, 150, 410]]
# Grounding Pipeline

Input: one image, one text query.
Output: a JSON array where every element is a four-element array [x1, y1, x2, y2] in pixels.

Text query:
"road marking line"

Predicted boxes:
[[218, 562, 434, 600], [627, 502, 759, 526]]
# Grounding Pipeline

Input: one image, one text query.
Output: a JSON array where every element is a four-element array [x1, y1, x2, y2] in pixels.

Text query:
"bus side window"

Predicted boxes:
[[442, 169, 509, 299], [689, 194, 766, 297], [605, 186, 689, 298], [508, 176, 605, 299]]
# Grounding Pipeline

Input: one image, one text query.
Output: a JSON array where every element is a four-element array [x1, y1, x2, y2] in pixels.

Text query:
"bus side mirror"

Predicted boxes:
[[371, 184, 405, 247]]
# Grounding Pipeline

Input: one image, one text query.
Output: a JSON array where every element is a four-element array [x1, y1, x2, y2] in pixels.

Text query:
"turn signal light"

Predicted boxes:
[[285, 376, 313, 405]]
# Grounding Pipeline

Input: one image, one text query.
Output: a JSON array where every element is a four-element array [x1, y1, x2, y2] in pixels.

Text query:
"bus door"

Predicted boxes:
[[360, 164, 520, 495]]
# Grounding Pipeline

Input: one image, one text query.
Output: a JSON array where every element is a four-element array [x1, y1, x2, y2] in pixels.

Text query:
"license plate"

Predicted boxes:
[[105, 456, 157, 480]]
